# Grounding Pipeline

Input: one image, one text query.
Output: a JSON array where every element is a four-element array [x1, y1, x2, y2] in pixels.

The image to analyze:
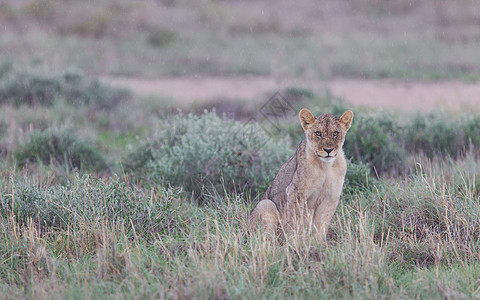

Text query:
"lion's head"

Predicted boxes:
[[299, 109, 353, 162]]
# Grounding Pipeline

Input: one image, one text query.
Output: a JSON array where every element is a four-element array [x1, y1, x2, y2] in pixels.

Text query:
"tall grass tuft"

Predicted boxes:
[[353, 158, 480, 270], [0, 174, 184, 238]]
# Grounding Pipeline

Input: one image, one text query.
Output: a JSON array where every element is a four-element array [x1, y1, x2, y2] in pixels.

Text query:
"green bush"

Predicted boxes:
[[15, 128, 107, 172], [0, 175, 182, 237], [0, 69, 130, 109], [406, 112, 480, 158], [59, 70, 130, 109], [282, 87, 315, 103], [344, 159, 375, 196], [147, 26, 177, 47], [345, 111, 480, 175], [123, 142, 155, 178], [405, 113, 463, 158], [0, 61, 12, 79], [344, 112, 410, 175], [1, 183, 66, 229], [0, 71, 59, 106], [462, 114, 480, 149], [125, 111, 292, 200]]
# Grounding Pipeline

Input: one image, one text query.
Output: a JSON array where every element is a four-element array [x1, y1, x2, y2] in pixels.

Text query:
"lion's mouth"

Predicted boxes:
[[319, 155, 336, 163], [317, 153, 336, 159]]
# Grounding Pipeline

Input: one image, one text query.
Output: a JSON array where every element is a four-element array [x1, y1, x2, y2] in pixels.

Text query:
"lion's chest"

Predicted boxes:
[[305, 167, 341, 210]]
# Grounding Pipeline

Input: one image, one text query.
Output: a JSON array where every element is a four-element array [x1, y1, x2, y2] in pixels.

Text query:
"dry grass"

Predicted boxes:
[[1, 156, 480, 298]]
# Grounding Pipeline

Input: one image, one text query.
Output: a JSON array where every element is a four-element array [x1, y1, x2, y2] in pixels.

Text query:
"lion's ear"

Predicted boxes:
[[299, 108, 316, 130], [339, 110, 354, 130]]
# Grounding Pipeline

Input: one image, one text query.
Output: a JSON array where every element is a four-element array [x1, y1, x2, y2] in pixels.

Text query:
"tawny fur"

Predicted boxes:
[[250, 109, 354, 240]]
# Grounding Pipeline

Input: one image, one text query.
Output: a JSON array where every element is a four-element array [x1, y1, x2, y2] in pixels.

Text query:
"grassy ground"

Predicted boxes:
[[1, 71, 480, 298], [1, 159, 480, 299]]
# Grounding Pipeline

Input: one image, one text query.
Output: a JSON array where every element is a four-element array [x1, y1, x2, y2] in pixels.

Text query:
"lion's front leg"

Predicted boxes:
[[285, 184, 312, 235], [313, 196, 340, 241]]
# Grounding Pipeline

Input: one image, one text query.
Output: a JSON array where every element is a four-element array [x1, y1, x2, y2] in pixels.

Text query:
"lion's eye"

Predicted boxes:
[[332, 131, 339, 138], [315, 131, 322, 137]]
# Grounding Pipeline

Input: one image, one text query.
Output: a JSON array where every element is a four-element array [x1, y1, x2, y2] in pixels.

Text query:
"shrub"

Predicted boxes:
[[147, 26, 177, 47], [406, 112, 480, 158], [59, 70, 130, 109], [0, 61, 13, 79], [1, 183, 66, 229], [462, 114, 480, 150], [123, 142, 155, 178], [0, 175, 182, 237], [405, 112, 464, 158], [345, 111, 480, 175], [15, 128, 107, 172], [0, 71, 60, 106], [0, 69, 130, 109], [125, 111, 292, 200], [282, 87, 315, 103], [344, 159, 375, 196], [69, 14, 113, 39], [344, 112, 410, 176]]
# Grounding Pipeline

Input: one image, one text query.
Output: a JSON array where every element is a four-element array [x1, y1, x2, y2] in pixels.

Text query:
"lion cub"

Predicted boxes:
[[251, 109, 353, 240]]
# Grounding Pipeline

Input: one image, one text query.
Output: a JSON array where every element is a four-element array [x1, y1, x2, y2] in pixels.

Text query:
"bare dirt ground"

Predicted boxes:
[[108, 77, 480, 113]]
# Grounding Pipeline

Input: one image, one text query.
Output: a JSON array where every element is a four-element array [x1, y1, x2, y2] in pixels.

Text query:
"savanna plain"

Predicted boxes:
[[1, 0, 480, 299]]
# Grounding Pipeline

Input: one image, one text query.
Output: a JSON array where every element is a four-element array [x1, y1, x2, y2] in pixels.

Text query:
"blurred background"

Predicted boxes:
[[1, 0, 480, 182], [1, 0, 480, 113]]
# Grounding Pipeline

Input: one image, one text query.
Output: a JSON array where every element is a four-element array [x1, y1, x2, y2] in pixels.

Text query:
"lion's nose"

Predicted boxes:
[[324, 148, 334, 154]]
